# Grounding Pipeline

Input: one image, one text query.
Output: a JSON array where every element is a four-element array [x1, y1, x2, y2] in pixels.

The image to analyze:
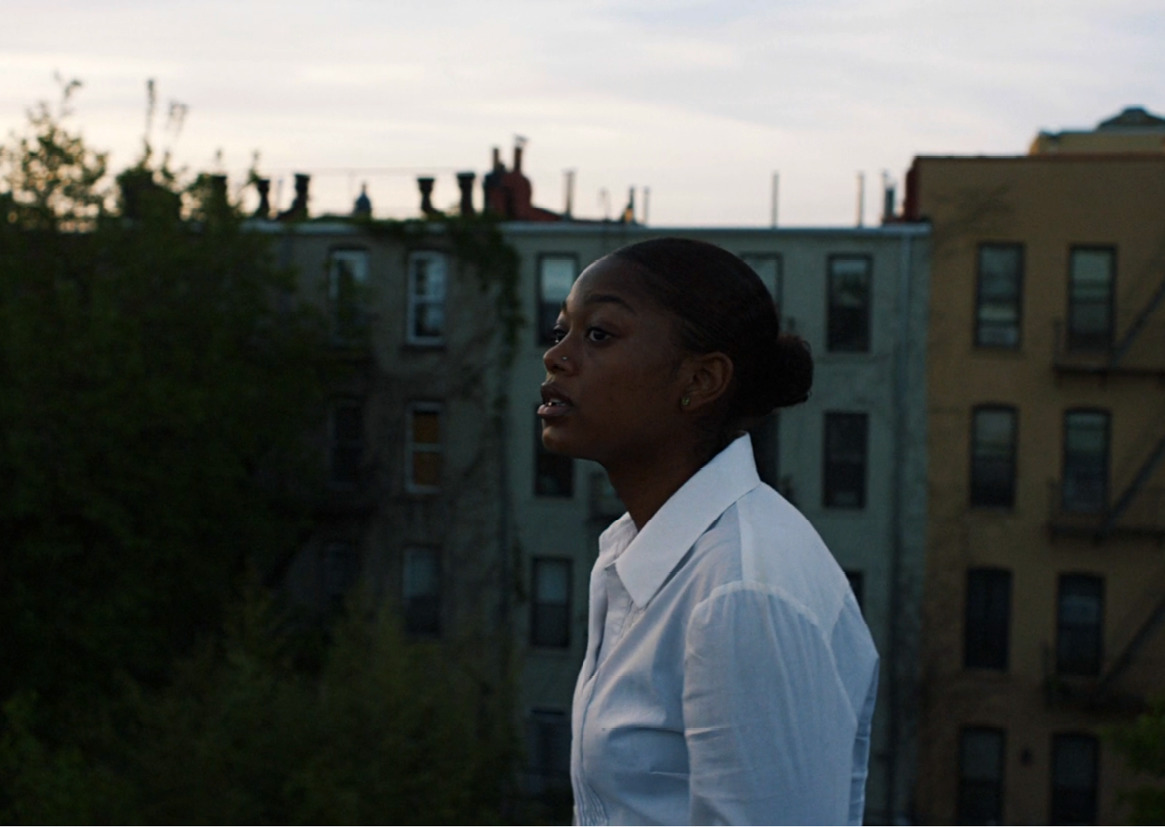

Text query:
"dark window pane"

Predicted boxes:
[[1067, 248, 1113, 352], [531, 558, 571, 648], [535, 413, 574, 497], [971, 407, 1017, 508], [404, 548, 440, 635], [1057, 575, 1103, 676], [824, 412, 868, 508], [827, 256, 871, 352], [958, 727, 1004, 825], [976, 244, 1023, 348], [965, 568, 1011, 670], [538, 255, 577, 344], [1062, 411, 1109, 513], [408, 252, 447, 344], [329, 250, 369, 343], [1051, 734, 1099, 825]]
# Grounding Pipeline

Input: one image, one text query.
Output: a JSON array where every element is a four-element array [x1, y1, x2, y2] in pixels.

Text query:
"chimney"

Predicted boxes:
[[563, 169, 575, 218], [513, 135, 527, 173], [277, 173, 310, 221], [456, 171, 476, 216], [417, 176, 437, 216], [881, 172, 896, 224]]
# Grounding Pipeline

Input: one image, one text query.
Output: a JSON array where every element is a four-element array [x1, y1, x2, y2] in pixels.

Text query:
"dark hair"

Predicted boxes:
[[610, 237, 813, 426]]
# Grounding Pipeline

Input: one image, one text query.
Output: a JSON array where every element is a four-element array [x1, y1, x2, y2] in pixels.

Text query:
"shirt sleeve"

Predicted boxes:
[[682, 582, 858, 825]]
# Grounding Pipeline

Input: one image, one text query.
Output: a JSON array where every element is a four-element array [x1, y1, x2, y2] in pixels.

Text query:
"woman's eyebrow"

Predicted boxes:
[[583, 294, 638, 314]]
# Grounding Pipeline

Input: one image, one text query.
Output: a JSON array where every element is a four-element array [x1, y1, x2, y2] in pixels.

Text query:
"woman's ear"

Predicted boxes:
[[681, 352, 733, 411]]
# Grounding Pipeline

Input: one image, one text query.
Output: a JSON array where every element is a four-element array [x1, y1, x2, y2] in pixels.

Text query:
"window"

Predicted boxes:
[[975, 244, 1023, 348], [844, 570, 864, 611], [824, 412, 868, 508], [527, 709, 571, 792], [530, 557, 571, 648], [327, 248, 369, 343], [740, 253, 783, 310], [329, 400, 363, 487], [970, 406, 1018, 508], [1057, 574, 1103, 676], [957, 727, 1005, 825], [964, 568, 1011, 670], [534, 414, 574, 497], [1051, 734, 1099, 825], [407, 403, 442, 492], [1067, 247, 1114, 351], [406, 250, 447, 345], [1062, 410, 1109, 514], [827, 255, 871, 352], [322, 541, 359, 608], [537, 254, 577, 344], [403, 547, 440, 635]]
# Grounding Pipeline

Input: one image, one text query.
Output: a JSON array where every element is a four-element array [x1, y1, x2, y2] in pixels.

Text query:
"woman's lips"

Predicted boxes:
[[539, 384, 574, 419]]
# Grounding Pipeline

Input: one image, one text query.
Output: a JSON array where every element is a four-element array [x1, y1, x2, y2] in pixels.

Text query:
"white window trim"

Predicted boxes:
[[406, 250, 448, 346]]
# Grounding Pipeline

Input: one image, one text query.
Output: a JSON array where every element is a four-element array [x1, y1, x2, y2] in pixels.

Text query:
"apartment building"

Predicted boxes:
[[906, 107, 1165, 824]]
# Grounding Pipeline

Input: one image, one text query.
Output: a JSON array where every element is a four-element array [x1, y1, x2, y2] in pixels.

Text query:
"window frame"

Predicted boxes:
[[530, 557, 572, 649], [1056, 573, 1104, 677], [964, 567, 1012, 671], [957, 726, 1005, 825], [1061, 409, 1110, 514], [406, 402, 443, 494], [823, 411, 869, 509], [403, 546, 441, 636], [536, 253, 578, 345], [826, 254, 872, 353], [327, 247, 370, 344], [1066, 245, 1116, 352], [974, 242, 1024, 349], [970, 405, 1018, 509], [1050, 733, 1100, 825], [405, 250, 448, 346], [534, 412, 574, 497]]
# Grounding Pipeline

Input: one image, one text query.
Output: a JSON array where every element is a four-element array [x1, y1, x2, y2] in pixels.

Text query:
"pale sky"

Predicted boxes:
[[4, 0, 1163, 226]]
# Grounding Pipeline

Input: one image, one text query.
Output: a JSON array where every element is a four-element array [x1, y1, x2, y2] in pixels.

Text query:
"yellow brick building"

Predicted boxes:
[[905, 107, 1165, 824]]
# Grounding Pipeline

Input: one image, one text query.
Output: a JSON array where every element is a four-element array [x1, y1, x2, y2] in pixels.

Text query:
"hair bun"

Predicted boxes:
[[741, 332, 813, 416]]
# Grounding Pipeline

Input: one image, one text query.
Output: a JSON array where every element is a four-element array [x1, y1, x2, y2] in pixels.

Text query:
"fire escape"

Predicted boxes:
[[1046, 260, 1165, 709]]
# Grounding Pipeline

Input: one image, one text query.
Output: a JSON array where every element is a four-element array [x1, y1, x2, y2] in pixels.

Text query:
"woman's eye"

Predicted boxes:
[[551, 326, 567, 343], [586, 327, 610, 343]]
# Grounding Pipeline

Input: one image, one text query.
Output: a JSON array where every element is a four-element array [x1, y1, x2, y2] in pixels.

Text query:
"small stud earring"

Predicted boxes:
[[681, 396, 690, 407]]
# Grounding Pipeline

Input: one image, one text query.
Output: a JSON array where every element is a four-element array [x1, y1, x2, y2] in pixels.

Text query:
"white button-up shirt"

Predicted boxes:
[[571, 435, 879, 826]]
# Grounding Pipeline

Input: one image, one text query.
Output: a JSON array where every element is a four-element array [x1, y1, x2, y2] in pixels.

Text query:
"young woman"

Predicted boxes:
[[538, 238, 879, 826]]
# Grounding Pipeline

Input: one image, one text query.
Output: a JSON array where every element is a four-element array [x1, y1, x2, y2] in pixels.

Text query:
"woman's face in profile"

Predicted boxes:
[[539, 256, 691, 470]]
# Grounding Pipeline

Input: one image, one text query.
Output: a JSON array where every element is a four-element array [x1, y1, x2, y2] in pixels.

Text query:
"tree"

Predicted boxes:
[[1110, 698, 1165, 824], [1, 81, 522, 823], [0, 78, 330, 728]]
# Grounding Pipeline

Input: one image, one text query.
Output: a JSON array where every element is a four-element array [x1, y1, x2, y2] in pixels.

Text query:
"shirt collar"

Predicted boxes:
[[607, 433, 761, 609]]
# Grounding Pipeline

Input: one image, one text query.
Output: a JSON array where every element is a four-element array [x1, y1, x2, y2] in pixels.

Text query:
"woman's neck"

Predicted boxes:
[[605, 448, 708, 530]]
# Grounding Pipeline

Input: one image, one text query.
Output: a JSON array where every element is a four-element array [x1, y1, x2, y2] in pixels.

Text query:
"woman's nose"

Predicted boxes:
[[543, 339, 572, 372]]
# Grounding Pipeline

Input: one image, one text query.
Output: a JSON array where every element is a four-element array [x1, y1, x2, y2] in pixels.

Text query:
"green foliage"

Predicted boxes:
[[1, 85, 332, 710], [0, 82, 521, 824], [0, 78, 109, 230], [1, 590, 518, 824], [1110, 698, 1165, 824]]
